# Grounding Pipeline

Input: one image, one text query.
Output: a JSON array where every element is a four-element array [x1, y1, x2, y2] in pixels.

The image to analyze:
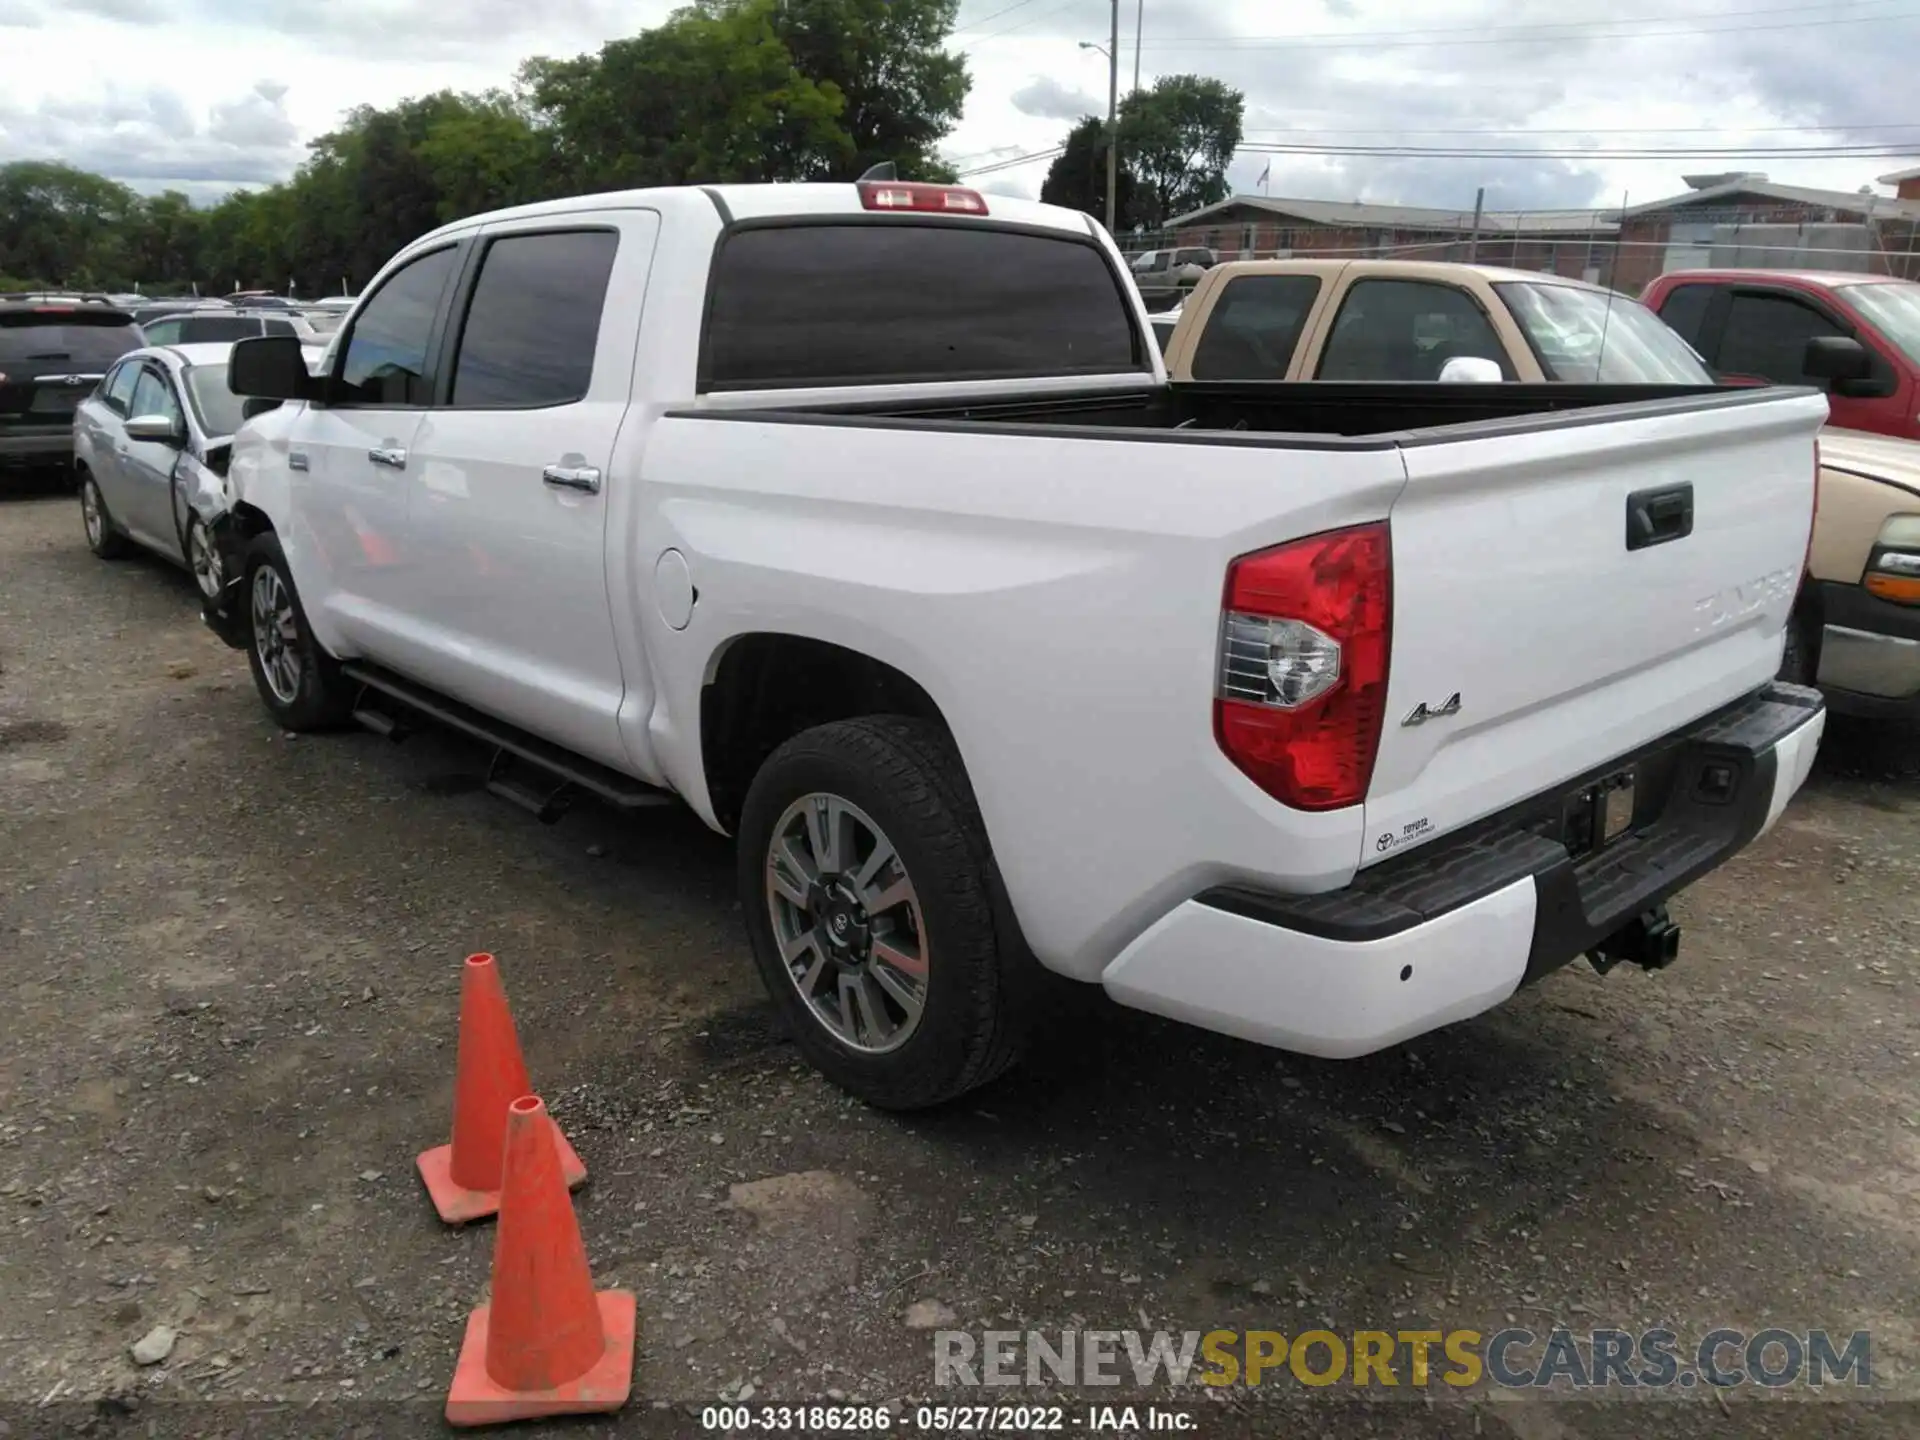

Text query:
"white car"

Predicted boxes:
[[207, 180, 1826, 1108], [72, 342, 247, 599]]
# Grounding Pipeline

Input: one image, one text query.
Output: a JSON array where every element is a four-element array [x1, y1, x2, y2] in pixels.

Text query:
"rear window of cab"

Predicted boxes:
[[701, 223, 1145, 390]]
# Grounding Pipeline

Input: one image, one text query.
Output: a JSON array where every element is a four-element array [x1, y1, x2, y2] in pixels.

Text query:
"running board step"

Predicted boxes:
[[350, 696, 411, 741], [339, 661, 676, 814]]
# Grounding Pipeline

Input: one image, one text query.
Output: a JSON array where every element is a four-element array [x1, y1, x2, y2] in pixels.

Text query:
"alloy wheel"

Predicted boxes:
[[188, 520, 223, 600], [765, 792, 928, 1054], [250, 565, 302, 705], [81, 481, 103, 548]]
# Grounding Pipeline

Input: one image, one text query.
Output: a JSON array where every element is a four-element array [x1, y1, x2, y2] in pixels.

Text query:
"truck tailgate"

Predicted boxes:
[[1363, 388, 1827, 864]]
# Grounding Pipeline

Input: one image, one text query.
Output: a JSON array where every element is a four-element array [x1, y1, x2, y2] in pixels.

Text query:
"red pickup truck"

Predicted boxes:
[[1641, 269, 1920, 439]]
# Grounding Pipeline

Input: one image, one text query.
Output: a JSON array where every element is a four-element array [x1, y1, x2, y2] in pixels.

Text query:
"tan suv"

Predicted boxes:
[[1797, 431, 1920, 719], [1163, 258, 1920, 721], [1159, 258, 1710, 384]]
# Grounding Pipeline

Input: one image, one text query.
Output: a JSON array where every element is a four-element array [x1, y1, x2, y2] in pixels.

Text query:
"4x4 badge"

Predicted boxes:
[[1402, 692, 1462, 726]]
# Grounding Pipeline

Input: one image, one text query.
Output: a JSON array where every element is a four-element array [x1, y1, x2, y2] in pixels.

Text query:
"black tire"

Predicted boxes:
[[78, 471, 133, 559], [736, 716, 1030, 1110], [240, 531, 355, 731]]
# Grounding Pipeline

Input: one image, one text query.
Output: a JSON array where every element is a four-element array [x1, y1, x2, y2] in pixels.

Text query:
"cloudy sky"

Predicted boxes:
[[3, 0, 1918, 217]]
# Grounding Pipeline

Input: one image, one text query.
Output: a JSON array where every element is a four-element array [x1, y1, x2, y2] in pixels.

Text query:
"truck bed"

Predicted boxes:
[[716, 380, 1777, 445]]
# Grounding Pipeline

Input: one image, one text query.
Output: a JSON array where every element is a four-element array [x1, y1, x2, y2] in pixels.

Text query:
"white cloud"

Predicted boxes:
[[69, 0, 165, 21], [0, 79, 302, 192], [1010, 75, 1102, 123]]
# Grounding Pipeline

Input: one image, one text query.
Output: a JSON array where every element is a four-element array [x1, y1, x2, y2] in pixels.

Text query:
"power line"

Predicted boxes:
[[959, 0, 1080, 47], [951, 0, 1046, 38], [1143, 0, 1908, 43], [1240, 123, 1920, 138], [1139, 4, 1920, 52], [958, 146, 1066, 177], [1238, 142, 1920, 160]]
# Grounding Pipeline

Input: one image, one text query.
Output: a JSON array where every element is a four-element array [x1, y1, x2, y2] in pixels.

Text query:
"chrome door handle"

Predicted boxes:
[[287, 451, 310, 472], [368, 447, 407, 469], [542, 464, 602, 495]]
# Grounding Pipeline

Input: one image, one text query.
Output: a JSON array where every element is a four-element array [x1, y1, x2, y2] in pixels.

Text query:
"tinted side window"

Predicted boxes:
[[128, 366, 180, 427], [141, 319, 181, 345], [336, 246, 459, 406], [704, 224, 1140, 389], [1190, 275, 1322, 380], [1653, 283, 1714, 347], [450, 230, 620, 407], [104, 361, 141, 414], [1716, 292, 1842, 383], [1317, 280, 1510, 382], [264, 317, 297, 337]]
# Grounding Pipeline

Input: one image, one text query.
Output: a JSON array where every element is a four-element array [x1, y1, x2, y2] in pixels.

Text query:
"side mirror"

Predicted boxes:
[[1803, 335, 1871, 383], [124, 413, 184, 446], [229, 334, 318, 403], [1438, 355, 1504, 384]]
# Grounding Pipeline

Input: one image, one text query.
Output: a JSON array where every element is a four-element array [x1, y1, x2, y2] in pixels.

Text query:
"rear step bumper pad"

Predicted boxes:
[[1100, 682, 1825, 1058]]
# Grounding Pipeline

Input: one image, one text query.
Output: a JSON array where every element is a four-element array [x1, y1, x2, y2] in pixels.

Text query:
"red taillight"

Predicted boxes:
[[1214, 523, 1392, 811], [857, 181, 988, 216]]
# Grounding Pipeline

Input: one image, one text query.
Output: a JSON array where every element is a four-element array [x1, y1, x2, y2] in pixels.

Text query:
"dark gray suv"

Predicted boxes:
[[0, 302, 146, 474]]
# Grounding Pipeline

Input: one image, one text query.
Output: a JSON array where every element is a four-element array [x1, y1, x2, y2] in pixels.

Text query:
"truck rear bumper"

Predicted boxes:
[[1100, 682, 1825, 1058]]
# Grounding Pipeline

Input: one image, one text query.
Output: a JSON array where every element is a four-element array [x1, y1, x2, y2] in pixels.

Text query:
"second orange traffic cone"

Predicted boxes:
[[445, 1095, 637, 1425], [417, 953, 586, 1224]]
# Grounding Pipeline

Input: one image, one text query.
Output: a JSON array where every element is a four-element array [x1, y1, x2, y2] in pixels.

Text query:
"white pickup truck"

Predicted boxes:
[[200, 180, 1828, 1109]]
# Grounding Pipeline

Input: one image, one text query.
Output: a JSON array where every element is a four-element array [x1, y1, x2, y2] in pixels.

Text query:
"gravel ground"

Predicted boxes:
[[2, 490, 1917, 1440]]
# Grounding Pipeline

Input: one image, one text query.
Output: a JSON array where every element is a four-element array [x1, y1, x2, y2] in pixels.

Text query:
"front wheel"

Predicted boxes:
[[186, 515, 224, 601], [736, 717, 1029, 1110], [241, 533, 355, 731], [79, 473, 133, 559]]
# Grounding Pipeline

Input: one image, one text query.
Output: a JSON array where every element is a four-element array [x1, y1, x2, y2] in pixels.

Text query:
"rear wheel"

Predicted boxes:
[[79, 473, 133, 559], [736, 717, 1028, 1110], [241, 533, 354, 731]]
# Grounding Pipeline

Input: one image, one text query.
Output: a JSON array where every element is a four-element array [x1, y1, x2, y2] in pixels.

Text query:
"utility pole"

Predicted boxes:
[[1081, 4, 1122, 236], [1106, 0, 1120, 235], [1132, 0, 1143, 94], [1466, 185, 1485, 263]]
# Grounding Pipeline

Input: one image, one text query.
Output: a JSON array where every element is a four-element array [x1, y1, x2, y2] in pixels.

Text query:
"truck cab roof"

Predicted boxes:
[[411, 182, 1100, 250]]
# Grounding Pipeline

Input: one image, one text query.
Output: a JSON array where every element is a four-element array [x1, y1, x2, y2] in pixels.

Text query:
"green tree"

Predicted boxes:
[[0, 161, 139, 287], [1039, 116, 1139, 228], [1118, 74, 1243, 229], [524, 0, 967, 188], [126, 191, 203, 291], [763, 0, 968, 179], [523, 0, 848, 189]]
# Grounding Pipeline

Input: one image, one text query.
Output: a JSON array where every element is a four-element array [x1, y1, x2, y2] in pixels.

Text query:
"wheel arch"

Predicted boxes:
[[698, 632, 952, 837]]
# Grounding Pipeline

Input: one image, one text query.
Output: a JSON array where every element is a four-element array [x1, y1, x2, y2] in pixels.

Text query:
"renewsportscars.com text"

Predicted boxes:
[[933, 1327, 1872, 1391]]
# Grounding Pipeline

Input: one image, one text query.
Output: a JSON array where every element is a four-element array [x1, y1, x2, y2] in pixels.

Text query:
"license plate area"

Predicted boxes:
[[31, 387, 83, 416], [1562, 766, 1637, 859]]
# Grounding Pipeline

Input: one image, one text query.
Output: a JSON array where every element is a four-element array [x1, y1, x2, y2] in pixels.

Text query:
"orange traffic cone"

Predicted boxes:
[[417, 954, 586, 1224], [445, 1095, 637, 1426]]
